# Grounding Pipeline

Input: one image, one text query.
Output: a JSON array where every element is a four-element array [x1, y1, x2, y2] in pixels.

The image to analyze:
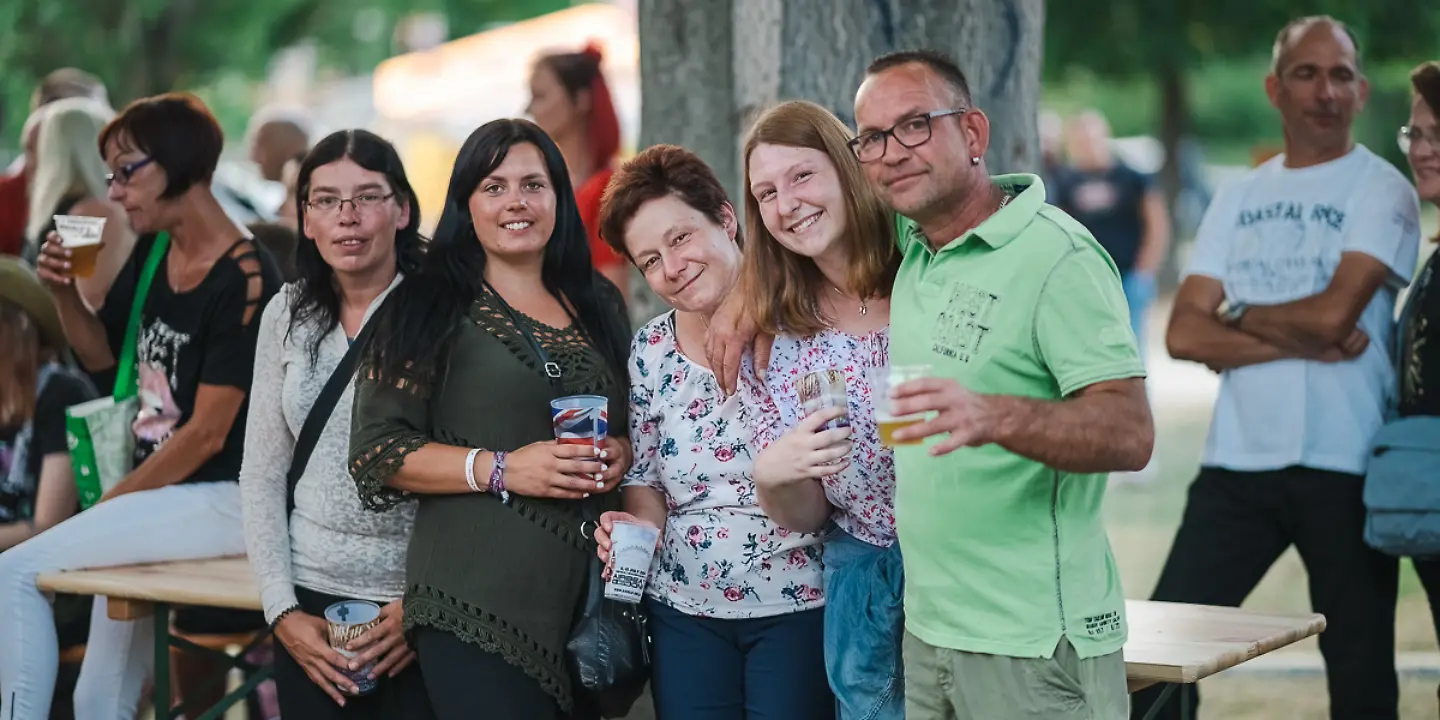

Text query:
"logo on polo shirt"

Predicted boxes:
[[932, 283, 1000, 363]]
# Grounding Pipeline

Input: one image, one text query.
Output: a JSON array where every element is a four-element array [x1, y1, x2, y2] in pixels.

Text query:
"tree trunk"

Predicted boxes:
[[640, 0, 1044, 195], [636, 0, 1045, 323], [1155, 60, 1187, 291]]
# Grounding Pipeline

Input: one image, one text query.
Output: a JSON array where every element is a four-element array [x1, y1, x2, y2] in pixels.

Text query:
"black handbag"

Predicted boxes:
[[483, 282, 652, 717], [567, 500, 652, 718]]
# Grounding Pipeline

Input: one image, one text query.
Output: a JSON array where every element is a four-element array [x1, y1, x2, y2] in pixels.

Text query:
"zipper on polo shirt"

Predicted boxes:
[[1050, 467, 1067, 634]]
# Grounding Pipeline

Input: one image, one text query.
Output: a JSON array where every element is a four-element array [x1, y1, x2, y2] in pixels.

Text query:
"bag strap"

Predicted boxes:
[[286, 318, 378, 516], [114, 233, 170, 400]]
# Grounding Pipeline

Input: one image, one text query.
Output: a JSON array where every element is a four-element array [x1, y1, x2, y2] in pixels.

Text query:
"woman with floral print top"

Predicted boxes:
[[594, 144, 832, 719], [737, 101, 906, 720]]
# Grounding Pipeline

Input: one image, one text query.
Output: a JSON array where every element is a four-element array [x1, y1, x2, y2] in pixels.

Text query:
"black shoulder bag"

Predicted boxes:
[[286, 319, 378, 515], [481, 281, 650, 719]]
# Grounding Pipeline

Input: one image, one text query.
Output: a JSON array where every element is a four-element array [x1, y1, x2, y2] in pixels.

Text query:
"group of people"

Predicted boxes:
[[0, 13, 1436, 720]]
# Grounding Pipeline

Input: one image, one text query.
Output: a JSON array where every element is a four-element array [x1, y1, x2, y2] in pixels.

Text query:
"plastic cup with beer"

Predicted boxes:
[[324, 600, 383, 696], [867, 364, 933, 446], [604, 520, 661, 603], [796, 369, 850, 431], [550, 395, 609, 452], [53, 215, 106, 278]]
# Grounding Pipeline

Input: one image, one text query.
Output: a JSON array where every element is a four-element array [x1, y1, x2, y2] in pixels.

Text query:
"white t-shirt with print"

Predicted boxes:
[[1184, 145, 1421, 475]]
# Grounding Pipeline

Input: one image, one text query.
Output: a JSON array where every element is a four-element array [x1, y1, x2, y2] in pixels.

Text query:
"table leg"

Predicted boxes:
[[1138, 683, 1176, 720], [153, 602, 172, 720]]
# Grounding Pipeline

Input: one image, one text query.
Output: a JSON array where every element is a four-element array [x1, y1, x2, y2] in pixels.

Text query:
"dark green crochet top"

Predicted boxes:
[[349, 286, 627, 710]]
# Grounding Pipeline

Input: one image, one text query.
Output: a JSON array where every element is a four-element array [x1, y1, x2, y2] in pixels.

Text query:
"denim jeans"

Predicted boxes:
[[1121, 270, 1157, 361], [823, 528, 905, 720], [645, 598, 831, 720]]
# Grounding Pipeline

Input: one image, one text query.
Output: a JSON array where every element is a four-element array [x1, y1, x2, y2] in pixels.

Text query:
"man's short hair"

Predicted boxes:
[[98, 93, 225, 199], [866, 50, 973, 107], [32, 68, 108, 111], [1271, 16, 1362, 74]]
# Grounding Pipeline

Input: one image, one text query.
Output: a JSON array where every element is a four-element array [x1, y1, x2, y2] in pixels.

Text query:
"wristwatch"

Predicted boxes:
[[1216, 298, 1249, 327]]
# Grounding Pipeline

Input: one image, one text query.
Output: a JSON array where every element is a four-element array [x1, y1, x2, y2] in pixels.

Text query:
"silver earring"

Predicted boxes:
[[970, 156, 980, 166]]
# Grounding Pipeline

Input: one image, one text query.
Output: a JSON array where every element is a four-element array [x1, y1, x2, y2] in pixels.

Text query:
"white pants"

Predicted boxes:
[[0, 482, 245, 720]]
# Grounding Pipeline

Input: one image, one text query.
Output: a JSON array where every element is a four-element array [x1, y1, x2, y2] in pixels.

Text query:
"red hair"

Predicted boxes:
[[540, 42, 621, 169], [581, 42, 620, 167]]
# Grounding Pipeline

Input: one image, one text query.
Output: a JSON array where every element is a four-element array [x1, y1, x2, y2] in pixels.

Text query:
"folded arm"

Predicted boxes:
[[1235, 251, 1393, 353]]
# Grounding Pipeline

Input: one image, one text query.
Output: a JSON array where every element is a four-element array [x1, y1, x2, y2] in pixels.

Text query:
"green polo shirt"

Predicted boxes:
[[892, 173, 1144, 660]]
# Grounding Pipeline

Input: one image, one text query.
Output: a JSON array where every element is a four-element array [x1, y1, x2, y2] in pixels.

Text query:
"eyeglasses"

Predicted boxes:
[[849, 108, 968, 163], [306, 192, 396, 214], [1399, 125, 1438, 154], [105, 157, 154, 186]]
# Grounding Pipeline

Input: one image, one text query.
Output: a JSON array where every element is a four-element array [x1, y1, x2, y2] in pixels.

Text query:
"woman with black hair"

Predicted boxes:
[[239, 129, 433, 717], [349, 118, 633, 719]]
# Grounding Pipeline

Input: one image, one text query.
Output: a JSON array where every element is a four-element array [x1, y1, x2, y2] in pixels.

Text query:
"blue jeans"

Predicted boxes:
[[1122, 270, 1157, 359], [823, 528, 905, 720], [645, 598, 832, 720]]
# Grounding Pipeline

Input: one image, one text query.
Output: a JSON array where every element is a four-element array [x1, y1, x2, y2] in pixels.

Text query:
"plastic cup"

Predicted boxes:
[[53, 215, 106, 278], [324, 600, 382, 696], [867, 364, 933, 446], [551, 395, 609, 451], [796, 369, 850, 431], [604, 520, 660, 603]]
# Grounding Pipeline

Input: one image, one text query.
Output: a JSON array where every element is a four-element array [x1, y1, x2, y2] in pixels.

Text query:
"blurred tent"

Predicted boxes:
[[371, 2, 639, 234]]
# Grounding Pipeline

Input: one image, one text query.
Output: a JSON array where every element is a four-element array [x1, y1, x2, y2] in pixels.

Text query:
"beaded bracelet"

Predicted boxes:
[[489, 450, 510, 504]]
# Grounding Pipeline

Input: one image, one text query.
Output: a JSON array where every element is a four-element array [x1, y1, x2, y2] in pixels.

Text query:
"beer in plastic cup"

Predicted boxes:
[[796, 369, 850, 431], [53, 215, 106, 278], [324, 600, 382, 696], [550, 395, 608, 451], [604, 520, 660, 603], [868, 364, 933, 446]]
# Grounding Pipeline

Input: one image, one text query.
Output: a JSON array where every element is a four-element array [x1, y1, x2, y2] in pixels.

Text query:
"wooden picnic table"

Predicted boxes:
[[39, 558, 1327, 719]]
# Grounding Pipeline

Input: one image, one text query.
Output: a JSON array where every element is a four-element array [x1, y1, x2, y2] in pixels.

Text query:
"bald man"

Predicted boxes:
[[1135, 16, 1418, 719]]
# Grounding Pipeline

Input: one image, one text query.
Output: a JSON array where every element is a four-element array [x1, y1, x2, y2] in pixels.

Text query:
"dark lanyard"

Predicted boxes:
[[481, 280, 576, 396]]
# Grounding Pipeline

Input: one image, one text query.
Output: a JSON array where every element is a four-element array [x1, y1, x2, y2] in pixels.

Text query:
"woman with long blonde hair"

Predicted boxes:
[[737, 100, 905, 720], [25, 97, 135, 309]]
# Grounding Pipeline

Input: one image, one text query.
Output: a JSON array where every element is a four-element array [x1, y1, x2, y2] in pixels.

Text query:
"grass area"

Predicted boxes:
[[1107, 309, 1440, 718]]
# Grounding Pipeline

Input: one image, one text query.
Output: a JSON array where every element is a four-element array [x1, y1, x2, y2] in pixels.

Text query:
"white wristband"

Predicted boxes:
[[464, 448, 483, 492]]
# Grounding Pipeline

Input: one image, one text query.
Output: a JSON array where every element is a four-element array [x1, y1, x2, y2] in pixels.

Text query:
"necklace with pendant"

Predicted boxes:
[[831, 285, 868, 316]]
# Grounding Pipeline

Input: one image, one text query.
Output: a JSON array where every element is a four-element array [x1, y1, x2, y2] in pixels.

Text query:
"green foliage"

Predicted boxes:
[[1046, 0, 1440, 79], [0, 0, 566, 143]]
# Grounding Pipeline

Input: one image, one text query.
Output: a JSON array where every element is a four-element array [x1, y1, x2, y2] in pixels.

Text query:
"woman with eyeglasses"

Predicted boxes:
[[349, 119, 632, 719], [1394, 60, 1440, 698], [0, 93, 282, 719], [239, 130, 434, 717]]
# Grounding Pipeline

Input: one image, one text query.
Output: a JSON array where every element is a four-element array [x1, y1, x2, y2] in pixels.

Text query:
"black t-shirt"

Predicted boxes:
[[0, 365, 97, 523], [1401, 252, 1440, 418], [1051, 161, 1152, 274], [95, 233, 281, 483]]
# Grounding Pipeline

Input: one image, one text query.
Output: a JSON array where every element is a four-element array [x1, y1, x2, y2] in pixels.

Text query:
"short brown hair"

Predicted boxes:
[[599, 144, 736, 258], [740, 101, 899, 337], [1271, 16, 1361, 74], [1413, 61, 1440, 243], [99, 93, 224, 199]]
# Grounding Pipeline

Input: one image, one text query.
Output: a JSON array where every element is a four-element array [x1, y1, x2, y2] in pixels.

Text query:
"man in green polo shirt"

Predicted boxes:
[[852, 50, 1155, 718]]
